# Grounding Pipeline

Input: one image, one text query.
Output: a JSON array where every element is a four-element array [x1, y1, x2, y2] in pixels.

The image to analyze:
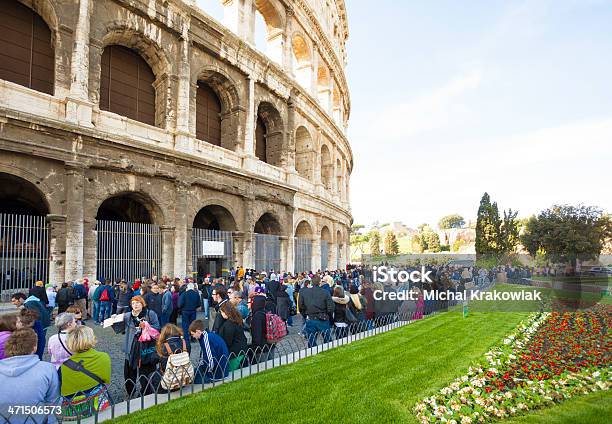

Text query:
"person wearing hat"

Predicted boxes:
[[29, 281, 49, 308]]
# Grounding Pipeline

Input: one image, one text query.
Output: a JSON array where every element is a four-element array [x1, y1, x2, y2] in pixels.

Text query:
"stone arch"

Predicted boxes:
[[254, 211, 282, 235], [193, 68, 241, 150], [295, 220, 314, 239], [0, 163, 58, 215], [292, 32, 312, 89], [187, 195, 242, 232], [254, 0, 285, 64], [256, 101, 284, 166], [0, 172, 50, 216], [320, 143, 332, 190], [295, 126, 314, 181], [321, 225, 331, 242], [93, 190, 165, 225], [317, 63, 331, 108], [192, 204, 237, 232], [336, 157, 343, 197], [17, 0, 59, 34]]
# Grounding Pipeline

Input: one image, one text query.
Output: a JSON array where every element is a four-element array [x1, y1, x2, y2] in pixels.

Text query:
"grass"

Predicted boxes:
[[112, 311, 528, 424], [505, 390, 612, 424]]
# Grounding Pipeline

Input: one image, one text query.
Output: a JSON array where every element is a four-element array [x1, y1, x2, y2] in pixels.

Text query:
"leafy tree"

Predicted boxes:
[[499, 209, 520, 254], [417, 223, 430, 232], [411, 234, 424, 253], [351, 224, 365, 234], [425, 231, 441, 253], [438, 214, 465, 229], [475, 193, 501, 255], [521, 205, 611, 266], [384, 231, 400, 256], [452, 238, 467, 253], [369, 230, 381, 256]]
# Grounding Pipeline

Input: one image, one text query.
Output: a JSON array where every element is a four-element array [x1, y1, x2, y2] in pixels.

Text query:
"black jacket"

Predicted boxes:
[[217, 319, 247, 356], [56, 287, 73, 305], [144, 292, 163, 318], [29, 286, 48, 306], [178, 290, 200, 312], [298, 286, 334, 319], [250, 296, 273, 348]]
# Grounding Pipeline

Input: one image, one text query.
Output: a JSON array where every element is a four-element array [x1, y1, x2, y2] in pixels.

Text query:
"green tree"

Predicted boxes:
[[438, 214, 465, 229], [425, 231, 441, 253], [475, 192, 501, 255], [369, 230, 381, 256], [411, 234, 424, 253], [384, 231, 400, 256], [499, 209, 520, 254], [521, 205, 611, 266]]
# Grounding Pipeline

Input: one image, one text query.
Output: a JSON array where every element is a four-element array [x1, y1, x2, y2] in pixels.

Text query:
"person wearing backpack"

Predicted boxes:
[[249, 291, 277, 363], [71, 281, 88, 321], [155, 324, 193, 391], [97, 280, 115, 324], [60, 326, 111, 419], [56, 283, 74, 314]]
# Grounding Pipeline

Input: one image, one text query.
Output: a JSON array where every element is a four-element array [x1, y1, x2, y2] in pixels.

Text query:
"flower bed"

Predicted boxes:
[[414, 305, 611, 423]]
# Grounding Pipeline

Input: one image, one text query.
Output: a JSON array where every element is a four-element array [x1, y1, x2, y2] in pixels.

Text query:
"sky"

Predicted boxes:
[[344, 0, 612, 228], [195, 0, 612, 229]]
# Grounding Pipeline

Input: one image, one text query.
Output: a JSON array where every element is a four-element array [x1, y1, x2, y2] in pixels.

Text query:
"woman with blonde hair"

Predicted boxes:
[[60, 326, 111, 418]]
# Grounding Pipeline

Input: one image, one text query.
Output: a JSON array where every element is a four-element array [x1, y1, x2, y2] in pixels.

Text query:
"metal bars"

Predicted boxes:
[[294, 237, 312, 273], [191, 228, 234, 277], [254, 233, 281, 273]]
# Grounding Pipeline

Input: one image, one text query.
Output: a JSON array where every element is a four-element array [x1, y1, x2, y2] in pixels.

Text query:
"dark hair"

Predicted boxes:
[[212, 285, 227, 298], [11, 293, 26, 301], [0, 313, 18, 332], [349, 284, 359, 294], [220, 302, 243, 326], [333, 286, 344, 298], [310, 276, 321, 286], [19, 308, 39, 327], [188, 319, 205, 333], [156, 324, 183, 357], [5, 328, 37, 357]]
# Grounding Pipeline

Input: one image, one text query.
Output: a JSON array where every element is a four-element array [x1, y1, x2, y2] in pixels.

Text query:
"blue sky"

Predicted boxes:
[[345, 0, 612, 228], [196, 0, 612, 228]]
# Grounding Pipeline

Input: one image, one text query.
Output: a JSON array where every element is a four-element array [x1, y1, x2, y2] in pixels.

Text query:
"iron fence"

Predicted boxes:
[[321, 240, 329, 271], [294, 237, 312, 273], [0, 213, 48, 300], [254, 233, 281, 273], [0, 296, 464, 424], [96, 220, 162, 282]]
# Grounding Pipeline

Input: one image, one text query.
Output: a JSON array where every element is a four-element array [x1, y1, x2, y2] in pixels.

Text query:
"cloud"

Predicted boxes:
[[358, 69, 483, 140]]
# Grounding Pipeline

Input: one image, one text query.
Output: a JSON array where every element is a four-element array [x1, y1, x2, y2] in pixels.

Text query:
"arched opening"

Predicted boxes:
[[196, 81, 222, 146], [295, 126, 314, 181], [95, 193, 162, 282], [96, 194, 154, 224], [254, 0, 284, 64], [336, 158, 343, 198], [99, 45, 156, 126], [192, 204, 236, 279], [0, 0, 54, 95], [317, 64, 331, 109], [333, 84, 342, 125], [294, 220, 313, 273], [256, 102, 284, 166], [292, 33, 312, 89], [0, 172, 50, 295], [320, 144, 332, 190], [320, 225, 331, 270], [254, 212, 282, 273]]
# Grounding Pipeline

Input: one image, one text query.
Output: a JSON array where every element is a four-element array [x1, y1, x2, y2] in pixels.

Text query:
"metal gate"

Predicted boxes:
[[255, 233, 281, 273], [96, 220, 162, 283], [192, 229, 233, 278], [0, 213, 48, 298], [294, 237, 312, 273], [337, 244, 342, 270], [321, 240, 329, 271]]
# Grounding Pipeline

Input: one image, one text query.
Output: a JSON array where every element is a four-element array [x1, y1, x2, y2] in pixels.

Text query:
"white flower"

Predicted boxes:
[[461, 417, 472, 424]]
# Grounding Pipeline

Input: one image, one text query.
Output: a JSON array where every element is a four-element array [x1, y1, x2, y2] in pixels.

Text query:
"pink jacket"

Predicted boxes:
[[0, 331, 11, 360]]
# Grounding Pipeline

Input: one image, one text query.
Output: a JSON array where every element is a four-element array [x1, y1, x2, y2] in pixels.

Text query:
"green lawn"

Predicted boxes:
[[112, 311, 529, 424], [505, 390, 612, 424]]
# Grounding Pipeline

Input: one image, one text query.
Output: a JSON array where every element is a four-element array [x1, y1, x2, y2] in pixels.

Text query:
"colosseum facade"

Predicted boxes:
[[0, 0, 352, 291]]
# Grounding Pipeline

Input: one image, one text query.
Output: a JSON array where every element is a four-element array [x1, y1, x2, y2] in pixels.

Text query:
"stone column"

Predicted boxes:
[[223, 0, 255, 43], [82, 217, 97, 282], [243, 76, 256, 156], [283, 7, 294, 74], [285, 97, 296, 171], [65, 0, 94, 126], [233, 232, 245, 268], [311, 238, 321, 272], [46, 215, 67, 285], [175, 33, 193, 152], [160, 226, 175, 278], [243, 232, 255, 269], [173, 184, 190, 277], [64, 164, 85, 281], [311, 53, 319, 99], [186, 227, 194, 277]]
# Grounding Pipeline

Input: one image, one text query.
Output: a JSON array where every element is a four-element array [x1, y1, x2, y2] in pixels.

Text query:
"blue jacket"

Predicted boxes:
[[178, 290, 200, 312], [195, 331, 229, 383], [161, 290, 173, 315], [95, 285, 115, 302], [0, 355, 60, 423], [24, 296, 50, 329]]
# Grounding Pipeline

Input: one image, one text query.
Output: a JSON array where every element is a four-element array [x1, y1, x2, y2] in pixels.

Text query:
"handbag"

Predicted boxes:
[[345, 301, 358, 323], [61, 359, 111, 420]]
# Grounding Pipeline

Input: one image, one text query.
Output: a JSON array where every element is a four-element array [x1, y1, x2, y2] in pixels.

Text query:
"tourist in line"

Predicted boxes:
[[331, 286, 350, 339], [61, 326, 111, 417], [160, 283, 173, 327], [116, 280, 133, 314], [96, 280, 115, 324], [56, 282, 74, 313], [209, 285, 228, 332], [11, 292, 50, 330], [16, 308, 45, 359], [178, 283, 200, 349], [216, 302, 247, 371], [66, 305, 84, 326], [188, 320, 229, 383], [0, 313, 18, 360], [112, 295, 160, 396], [298, 275, 334, 347], [0, 328, 60, 424], [29, 280, 49, 307], [47, 313, 77, 371]]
